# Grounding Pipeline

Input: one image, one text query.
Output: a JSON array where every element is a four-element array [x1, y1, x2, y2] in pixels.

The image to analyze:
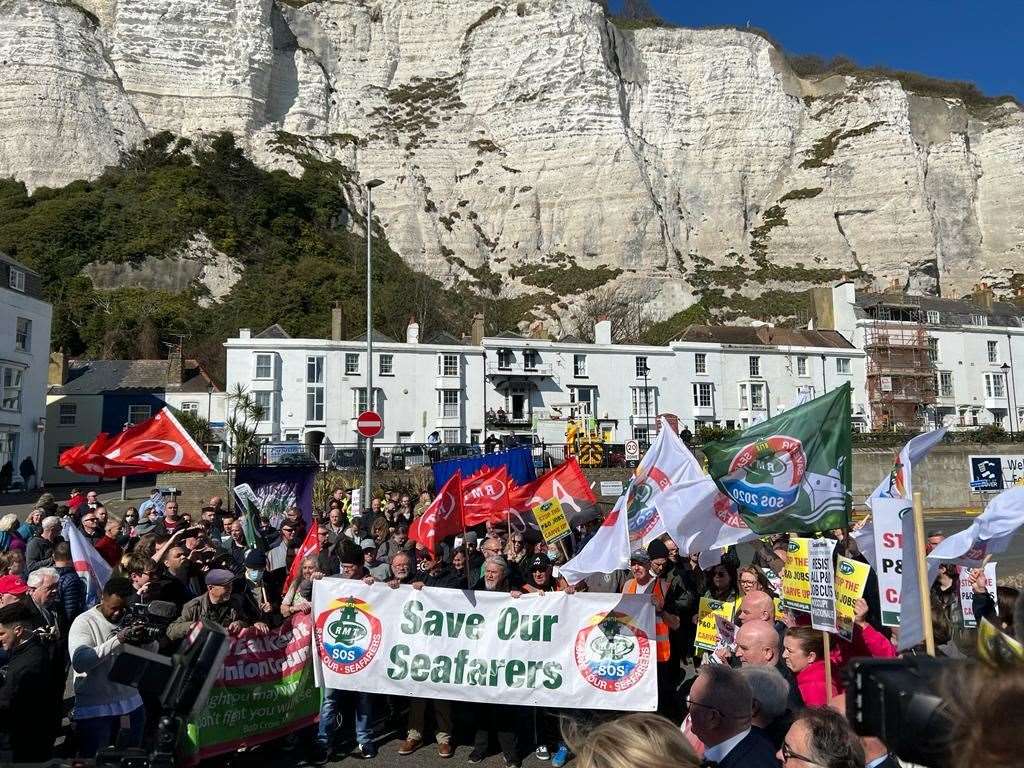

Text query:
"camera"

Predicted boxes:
[[845, 656, 965, 768], [118, 600, 177, 645]]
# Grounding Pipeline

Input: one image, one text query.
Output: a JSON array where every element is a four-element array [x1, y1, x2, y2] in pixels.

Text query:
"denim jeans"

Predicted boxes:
[[316, 689, 374, 747], [76, 706, 146, 758]]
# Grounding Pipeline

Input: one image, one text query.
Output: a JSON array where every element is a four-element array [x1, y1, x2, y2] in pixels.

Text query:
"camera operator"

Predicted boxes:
[[68, 576, 157, 757], [166, 569, 269, 644], [0, 601, 59, 763]]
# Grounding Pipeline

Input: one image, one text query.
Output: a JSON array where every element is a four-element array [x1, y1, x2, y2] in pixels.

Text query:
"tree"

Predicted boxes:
[[223, 385, 266, 465]]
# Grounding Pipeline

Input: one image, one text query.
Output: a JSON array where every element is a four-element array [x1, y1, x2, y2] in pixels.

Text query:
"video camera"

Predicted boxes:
[[98, 620, 230, 767], [846, 656, 964, 768], [117, 600, 178, 645]]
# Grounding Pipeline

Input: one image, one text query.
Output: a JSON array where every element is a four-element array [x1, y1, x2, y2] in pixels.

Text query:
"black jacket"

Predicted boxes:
[[716, 728, 781, 768], [0, 636, 58, 762]]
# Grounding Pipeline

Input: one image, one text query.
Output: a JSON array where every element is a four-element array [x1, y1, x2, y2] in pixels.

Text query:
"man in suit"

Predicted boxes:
[[779, 708, 865, 768], [687, 664, 780, 768], [862, 736, 901, 768]]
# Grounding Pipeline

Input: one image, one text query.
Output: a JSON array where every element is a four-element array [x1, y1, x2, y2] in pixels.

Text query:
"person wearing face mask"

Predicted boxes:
[[240, 549, 278, 624]]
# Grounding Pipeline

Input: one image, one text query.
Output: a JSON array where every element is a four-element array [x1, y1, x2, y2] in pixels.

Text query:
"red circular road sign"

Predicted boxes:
[[356, 410, 384, 438]]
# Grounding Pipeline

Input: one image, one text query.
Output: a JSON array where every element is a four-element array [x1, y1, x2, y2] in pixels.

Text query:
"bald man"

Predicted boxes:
[[737, 590, 775, 625], [733, 620, 803, 711]]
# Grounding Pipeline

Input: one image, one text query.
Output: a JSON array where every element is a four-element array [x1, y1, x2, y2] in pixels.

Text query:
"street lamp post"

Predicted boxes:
[[642, 363, 651, 449], [1002, 362, 1018, 437], [364, 179, 385, 509]]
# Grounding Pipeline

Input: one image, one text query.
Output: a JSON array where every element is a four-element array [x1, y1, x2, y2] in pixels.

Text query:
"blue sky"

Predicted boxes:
[[622, 1, 1022, 100]]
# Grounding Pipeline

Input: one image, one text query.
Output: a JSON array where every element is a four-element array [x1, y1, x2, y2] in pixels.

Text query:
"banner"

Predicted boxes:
[[928, 486, 1024, 568], [311, 581, 656, 711], [872, 498, 911, 627], [409, 472, 465, 556], [694, 597, 738, 652], [234, 465, 316, 528], [703, 384, 852, 534], [808, 538, 837, 632], [959, 563, 998, 629], [559, 497, 630, 585], [835, 557, 871, 641], [185, 616, 320, 763], [62, 519, 111, 606], [781, 537, 811, 612], [434, 446, 536, 489]]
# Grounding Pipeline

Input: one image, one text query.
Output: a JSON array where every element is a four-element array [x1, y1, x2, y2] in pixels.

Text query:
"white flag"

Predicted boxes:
[[656, 476, 759, 565], [624, 419, 702, 546], [559, 494, 631, 585], [928, 486, 1024, 567], [62, 519, 112, 608], [867, 428, 946, 504]]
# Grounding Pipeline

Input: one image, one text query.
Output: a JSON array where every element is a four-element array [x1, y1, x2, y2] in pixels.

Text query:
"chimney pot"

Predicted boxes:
[[471, 313, 485, 346], [594, 317, 612, 345], [331, 303, 343, 341], [48, 350, 69, 387], [239, 328, 251, 339], [406, 317, 420, 345]]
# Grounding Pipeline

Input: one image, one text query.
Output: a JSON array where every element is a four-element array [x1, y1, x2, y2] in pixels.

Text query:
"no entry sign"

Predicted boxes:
[[356, 411, 384, 438]]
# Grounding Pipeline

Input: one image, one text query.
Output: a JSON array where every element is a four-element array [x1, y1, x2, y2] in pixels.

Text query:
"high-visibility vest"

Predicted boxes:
[[625, 578, 671, 663]]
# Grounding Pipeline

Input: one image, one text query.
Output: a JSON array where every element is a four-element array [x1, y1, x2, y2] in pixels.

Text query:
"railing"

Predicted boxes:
[[486, 363, 554, 376]]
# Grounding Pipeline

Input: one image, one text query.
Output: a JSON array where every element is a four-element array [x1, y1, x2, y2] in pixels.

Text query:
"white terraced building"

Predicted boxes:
[[223, 307, 866, 458]]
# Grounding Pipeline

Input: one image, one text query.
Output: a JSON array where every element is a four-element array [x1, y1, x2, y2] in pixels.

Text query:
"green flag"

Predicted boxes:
[[703, 383, 852, 534], [233, 483, 264, 550]]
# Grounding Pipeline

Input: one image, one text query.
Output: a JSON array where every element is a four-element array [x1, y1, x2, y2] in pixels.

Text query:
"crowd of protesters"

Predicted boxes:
[[0, 485, 1021, 767]]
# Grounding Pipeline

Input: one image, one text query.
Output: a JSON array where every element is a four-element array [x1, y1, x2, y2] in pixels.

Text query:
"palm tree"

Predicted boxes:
[[224, 384, 266, 465]]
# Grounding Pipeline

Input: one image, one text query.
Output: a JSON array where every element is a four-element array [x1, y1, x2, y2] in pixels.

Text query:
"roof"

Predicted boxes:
[[557, 334, 585, 343], [255, 324, 291, 339], [0, 252, 37, 275], [492, 331, 523, 339], [52, 359, 220, 396], [425, 331, 463, 346], [676, 325, 856, 349], [854, 292, 1023, 327], [352, 328, 397, 343]]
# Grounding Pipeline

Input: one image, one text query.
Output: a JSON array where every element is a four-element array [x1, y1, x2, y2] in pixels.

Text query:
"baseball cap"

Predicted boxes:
[[629, 550, 651, 565], [204, 569, 236, 587], [0, 575, 28, 595], [359, 538, 377, 551], [529, 554, 552, 570]]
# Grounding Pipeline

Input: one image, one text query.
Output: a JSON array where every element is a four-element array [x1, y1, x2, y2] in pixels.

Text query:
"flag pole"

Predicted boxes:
[[823, 631, 832, 700], [912, 491, 936, 656]]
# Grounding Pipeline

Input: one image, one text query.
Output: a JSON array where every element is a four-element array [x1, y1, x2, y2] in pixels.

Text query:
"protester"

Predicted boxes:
[[53, 541, 86, 625], [17, 506, 43, 543], [779, 707, 864, 768], [687, 664, 780, 768], [0, 601, 58, 762], [26, 515, 62, 573], [740, 665, 794, 751], [739, 565, 775, 595], [69, 577, 156, 757], [623, 549, 679, 719], [783, 626, 842, 707], [281, 555, 316, 618], [166, 569, 268, 642], [153, 499, 185, 538], [734, 619, 804, 710], [93, 518, 124, 568], [562, 712, 700, 768]]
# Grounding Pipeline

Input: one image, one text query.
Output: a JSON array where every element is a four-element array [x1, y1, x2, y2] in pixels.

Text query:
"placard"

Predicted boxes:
[[959, 563, 998, 628], [835, 556, 871, 641], [533, 497, 571, 543], [781, 537, 811, 612], [872, 498, 912, 626], [809, 538, 838, 632], [694, 597, 738, 651]]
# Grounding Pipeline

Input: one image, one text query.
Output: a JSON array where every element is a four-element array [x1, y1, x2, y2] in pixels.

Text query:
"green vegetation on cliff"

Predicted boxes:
[[0, 132, 530, 374]]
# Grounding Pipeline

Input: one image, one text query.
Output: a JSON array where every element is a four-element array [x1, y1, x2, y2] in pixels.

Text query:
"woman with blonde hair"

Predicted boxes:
[[562, 713, 700, 768]]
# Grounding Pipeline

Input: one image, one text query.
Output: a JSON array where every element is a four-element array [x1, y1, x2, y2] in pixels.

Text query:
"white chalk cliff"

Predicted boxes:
[[2, 0, 1023, 317]]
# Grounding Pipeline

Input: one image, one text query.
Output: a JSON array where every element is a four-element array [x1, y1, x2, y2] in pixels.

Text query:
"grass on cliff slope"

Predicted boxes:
[[0, 132, 530, 374]]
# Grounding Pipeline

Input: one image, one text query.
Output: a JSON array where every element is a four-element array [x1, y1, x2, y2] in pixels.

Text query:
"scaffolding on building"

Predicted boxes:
[[862, 294, 937, 429]]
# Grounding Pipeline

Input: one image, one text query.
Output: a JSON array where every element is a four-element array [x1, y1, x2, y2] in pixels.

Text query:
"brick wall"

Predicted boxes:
[[154, 472, 231, 513]]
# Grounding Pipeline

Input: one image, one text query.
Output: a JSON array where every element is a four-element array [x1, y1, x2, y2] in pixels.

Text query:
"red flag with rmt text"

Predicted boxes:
[[463, 464, 512, 527], [282, 523, 320, 596], [409, 471, 465, 555], [507, 458, 599, 531]]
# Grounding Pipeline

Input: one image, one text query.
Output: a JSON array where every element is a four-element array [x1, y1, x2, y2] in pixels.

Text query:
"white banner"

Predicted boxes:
[[311, 580, 657, 711], [872, 498, 912, 627]]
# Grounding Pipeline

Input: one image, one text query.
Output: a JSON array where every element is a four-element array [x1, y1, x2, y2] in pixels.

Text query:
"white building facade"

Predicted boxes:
[[818, 282, 1024, 431], [225, 316, 866, 453], [1, 253, 52, 486]]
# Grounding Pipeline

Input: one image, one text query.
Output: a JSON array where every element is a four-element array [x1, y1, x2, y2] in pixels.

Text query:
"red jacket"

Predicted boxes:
[[92, 535, 122, 568], [795, 658, 843, 707]]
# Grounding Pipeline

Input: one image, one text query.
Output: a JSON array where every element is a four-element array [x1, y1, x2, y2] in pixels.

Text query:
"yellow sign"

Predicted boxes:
[[835, 556, 871, 641], [694, 597, 738, 652], [533, 497, 570, 543], [577, 439, 604, 467], [782, 537, 811, 612]]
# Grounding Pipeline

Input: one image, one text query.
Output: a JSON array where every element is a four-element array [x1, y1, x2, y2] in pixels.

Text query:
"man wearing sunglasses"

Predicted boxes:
[[687, 664, 779, 768]]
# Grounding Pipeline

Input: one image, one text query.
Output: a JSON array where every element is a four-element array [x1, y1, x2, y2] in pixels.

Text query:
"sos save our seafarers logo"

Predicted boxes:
[[720, 435, 807, 519], [315, 597, 383, 675], [627, 467, 672, 543], [574, 611, 651, 692]]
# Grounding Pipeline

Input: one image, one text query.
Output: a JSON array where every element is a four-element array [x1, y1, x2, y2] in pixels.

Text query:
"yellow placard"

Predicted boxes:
[[533, 497, 570, 543], [834, 556, 871, 641], [694, 597, 738, 651], [782, 537, 811, 612]]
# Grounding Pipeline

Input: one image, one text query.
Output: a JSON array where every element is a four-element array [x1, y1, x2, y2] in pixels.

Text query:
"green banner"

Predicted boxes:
[[184, 615, 320, 763], [703, 383, 852, 534]]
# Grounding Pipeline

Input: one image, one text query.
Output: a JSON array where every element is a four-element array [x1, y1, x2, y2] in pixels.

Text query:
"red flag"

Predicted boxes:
[[282, 523, 320, 596], [507, 458, 598, 529], [409, 471, 465, 555], [463, 465, 512, 527], [60, 407, 214, 476]]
